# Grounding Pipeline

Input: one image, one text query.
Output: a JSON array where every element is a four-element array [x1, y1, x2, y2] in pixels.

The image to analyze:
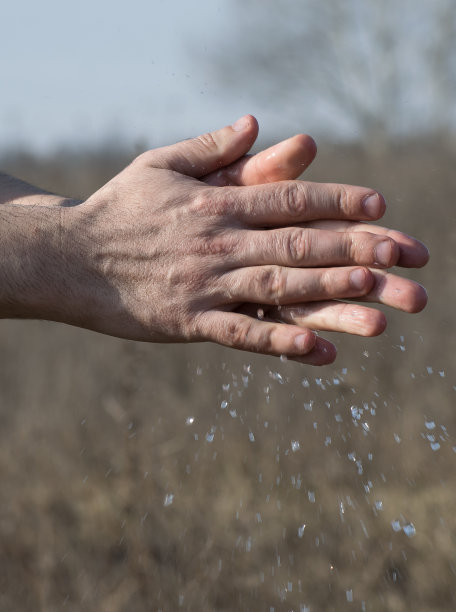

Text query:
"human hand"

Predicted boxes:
[[55, 117, 426, 364], [201, 117, 428, 362]]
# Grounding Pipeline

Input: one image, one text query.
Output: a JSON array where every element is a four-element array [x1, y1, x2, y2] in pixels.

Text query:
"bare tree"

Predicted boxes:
[[212, 0, 456, 146]]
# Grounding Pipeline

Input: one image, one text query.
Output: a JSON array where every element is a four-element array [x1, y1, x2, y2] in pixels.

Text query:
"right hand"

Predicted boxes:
[[54, 116, 426, 364]]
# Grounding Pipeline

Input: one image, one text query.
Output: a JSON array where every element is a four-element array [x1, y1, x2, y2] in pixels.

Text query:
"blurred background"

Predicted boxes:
[[1, 1, 456, 610]]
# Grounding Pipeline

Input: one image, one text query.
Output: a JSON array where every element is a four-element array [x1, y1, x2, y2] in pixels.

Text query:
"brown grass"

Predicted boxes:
[[0, 138, 454, 610]]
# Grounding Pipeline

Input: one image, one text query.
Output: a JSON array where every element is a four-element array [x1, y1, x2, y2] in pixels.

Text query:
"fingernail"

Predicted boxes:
[[349, 268, 367, 290], [375, 240, 393, 266], [232, 116, 248, 132], [294, 333, 311, 352], [363, 193, 383, 218]]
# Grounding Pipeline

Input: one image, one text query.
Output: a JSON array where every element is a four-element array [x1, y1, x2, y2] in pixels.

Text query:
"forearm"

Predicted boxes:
[[0, 172, 78, 320], [0, 171, 72, 207]]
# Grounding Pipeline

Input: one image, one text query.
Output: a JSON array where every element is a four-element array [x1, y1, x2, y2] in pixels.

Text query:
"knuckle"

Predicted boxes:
[[190, 189, 215, 214], [282, 182, 305, 218], [337, 185, 350, 215], [348, 231, 372, 262], [286, 229, 310, 262], [225, 318, 254, 348], [258, 266, 287, 302], [190, 188, 227, 216], [194, 131, 219, 154], [318, 269, 334, 295], [195, 232, 238, 258]]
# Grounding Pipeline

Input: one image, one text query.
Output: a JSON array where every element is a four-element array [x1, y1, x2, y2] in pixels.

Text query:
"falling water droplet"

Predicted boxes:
[[403, 523, 416, 538], [164, 493, 174, 507]]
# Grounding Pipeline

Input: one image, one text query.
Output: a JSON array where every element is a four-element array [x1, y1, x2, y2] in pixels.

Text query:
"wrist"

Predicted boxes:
[[0, 201, 71, 321]]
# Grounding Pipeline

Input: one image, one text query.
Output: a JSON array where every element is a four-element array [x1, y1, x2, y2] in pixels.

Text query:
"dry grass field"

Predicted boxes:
[[0, 138, 454, 611]]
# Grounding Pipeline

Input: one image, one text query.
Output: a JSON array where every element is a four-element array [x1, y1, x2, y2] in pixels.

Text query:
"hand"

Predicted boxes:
[[201, 117, 428, 363], [53, 116, 425, 364]]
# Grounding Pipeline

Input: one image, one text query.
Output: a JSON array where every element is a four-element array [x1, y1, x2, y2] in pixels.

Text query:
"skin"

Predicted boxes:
[[0, 115, 428, 365]]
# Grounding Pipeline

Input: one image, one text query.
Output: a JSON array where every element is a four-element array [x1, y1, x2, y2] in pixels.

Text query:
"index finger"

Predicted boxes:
[[225, 181, 385, 226]]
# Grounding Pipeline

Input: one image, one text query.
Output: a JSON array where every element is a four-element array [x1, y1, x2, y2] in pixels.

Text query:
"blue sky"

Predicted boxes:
[[1, 0, 250, 151]]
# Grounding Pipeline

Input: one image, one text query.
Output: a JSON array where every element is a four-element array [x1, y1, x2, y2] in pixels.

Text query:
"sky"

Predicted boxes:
[[1, 0, 253, 152], [1, 0, 453, 153]]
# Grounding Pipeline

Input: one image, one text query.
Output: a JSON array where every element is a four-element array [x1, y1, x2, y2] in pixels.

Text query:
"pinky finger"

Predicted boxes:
[[198, 310, 319, 358]]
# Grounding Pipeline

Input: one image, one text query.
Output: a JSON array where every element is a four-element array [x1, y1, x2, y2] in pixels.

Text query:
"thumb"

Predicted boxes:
[[144, 115, 259, 178]]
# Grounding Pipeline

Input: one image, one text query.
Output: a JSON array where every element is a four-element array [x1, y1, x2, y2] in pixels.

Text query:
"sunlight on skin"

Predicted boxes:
[[202, 116, 428, 363]]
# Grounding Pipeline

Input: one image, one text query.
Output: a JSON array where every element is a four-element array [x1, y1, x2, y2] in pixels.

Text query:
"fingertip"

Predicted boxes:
[[408, 284, 428, 313], [363, 311, 387, 336], [292, 337, 337, 366], [293, 134, 317, 165], [363, 192, 386, 220], [231, 114, 259, 137], [293, 328, 317, 353], [414, 242, 430, 268]]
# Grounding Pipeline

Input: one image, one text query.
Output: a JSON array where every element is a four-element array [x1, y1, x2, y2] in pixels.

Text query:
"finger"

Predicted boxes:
[[224, 181, 386, 226], [235, 227, 399, 269], [292, 337, 337, 365], [197, 310, 317, 357], [203, 134, 317, 187], [302, 220, 429, 268], [265, 301, 387, 337], [360, 269, 428, 313], [221, 266, 376, 304], [140, 115, 259, 178]]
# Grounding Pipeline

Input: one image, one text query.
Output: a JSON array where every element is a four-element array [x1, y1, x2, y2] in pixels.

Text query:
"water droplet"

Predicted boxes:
[[220, 400, 228, 409], [249, 431, 255, 442], [375, 500, 384, 511], [298, 524, 306, 538], [308, 491, 316, 503], [280, 354, 288, 362], [346, 589, 353, 602], [391, 520, 402, 532], [164, 493, 174, 507], [351, 405, 362, 420], [269, 371, 284, 383], [425, 420, 436, 430], [403, 523, 416, 538], [291, 440, 300, 452], [185, 416, 195, 425], [431, 442, 441, 451]]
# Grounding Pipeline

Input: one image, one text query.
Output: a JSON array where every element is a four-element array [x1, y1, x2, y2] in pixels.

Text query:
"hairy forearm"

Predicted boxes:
[[0, 172, 77, 320]]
